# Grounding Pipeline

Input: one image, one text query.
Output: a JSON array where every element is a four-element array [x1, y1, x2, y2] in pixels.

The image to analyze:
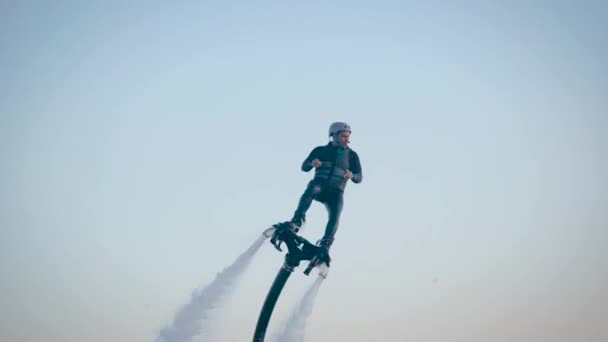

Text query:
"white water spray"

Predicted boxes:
[[274, 275, 324, 342], [156, 234, 268, 342]]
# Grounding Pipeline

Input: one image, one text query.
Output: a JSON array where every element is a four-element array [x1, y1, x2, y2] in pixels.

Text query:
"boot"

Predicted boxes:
[[317, 237, 333, 265], [290, 214, 306, 232]]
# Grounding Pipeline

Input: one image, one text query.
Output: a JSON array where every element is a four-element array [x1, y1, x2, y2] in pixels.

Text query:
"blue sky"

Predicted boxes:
[[1, 1, 607, 341]]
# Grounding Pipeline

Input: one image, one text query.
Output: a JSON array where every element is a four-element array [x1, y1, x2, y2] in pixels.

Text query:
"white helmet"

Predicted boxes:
[[328, 121, 351, 137]]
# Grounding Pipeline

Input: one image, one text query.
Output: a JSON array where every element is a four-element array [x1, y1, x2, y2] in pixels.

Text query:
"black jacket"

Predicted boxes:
[[301, 143, 362, 191]]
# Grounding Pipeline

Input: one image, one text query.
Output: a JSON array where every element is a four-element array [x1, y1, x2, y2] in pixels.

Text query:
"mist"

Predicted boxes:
[[273, 276, 325, 342], [156, 234, 267, 342]]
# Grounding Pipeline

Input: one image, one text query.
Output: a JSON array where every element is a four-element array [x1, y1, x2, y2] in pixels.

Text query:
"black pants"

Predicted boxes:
[[292, 180, 344, 247]]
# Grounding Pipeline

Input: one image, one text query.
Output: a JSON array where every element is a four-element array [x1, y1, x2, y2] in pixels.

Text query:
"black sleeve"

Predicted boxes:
[[301, 146, 322, 172], [350, 151, 362, 183]]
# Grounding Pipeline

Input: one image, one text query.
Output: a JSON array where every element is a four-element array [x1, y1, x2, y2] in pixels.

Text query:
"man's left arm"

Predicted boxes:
[[350, 151, 362, 183]]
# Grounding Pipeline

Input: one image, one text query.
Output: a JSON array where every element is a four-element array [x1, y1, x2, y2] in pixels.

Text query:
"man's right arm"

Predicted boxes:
[[301, 147, 321, 171]]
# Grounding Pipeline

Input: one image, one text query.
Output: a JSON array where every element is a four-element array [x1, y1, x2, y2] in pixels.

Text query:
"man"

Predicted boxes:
[[287, 121, 363, 260]]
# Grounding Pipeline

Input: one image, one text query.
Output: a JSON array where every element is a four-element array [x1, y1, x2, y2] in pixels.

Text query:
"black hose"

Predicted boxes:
[[252, 263, 293, 342]]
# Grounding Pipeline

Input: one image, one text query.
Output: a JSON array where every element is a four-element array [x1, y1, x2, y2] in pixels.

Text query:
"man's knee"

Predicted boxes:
[[304, 181, 322, 195]]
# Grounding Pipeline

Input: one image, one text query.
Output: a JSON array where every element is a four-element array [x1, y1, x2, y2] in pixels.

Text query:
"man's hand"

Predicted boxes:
[[344, 170, 353, 180], [311, 159, 322, 168]]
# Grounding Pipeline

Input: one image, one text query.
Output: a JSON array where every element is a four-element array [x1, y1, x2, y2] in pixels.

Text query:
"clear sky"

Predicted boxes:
[[1, 1, 607, 341]]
